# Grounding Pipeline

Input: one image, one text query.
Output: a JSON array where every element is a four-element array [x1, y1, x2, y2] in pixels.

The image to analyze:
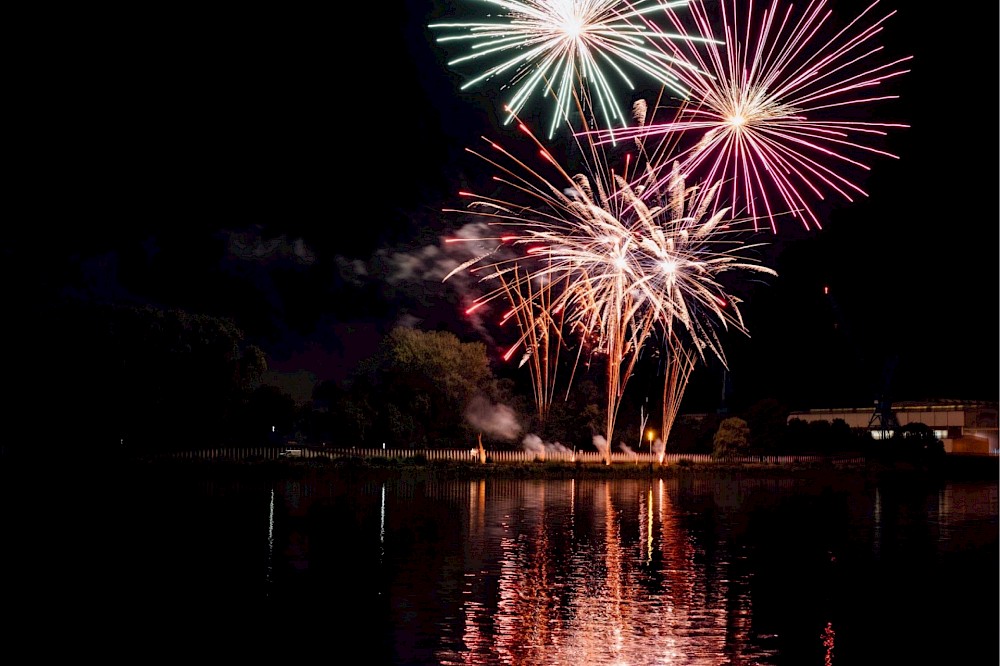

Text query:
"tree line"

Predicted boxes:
[[16, 301, 941, 464]]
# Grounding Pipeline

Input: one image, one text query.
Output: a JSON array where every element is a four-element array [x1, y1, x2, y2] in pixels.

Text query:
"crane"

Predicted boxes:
[[823, 284, 899, 439], [867, 354, 899, 440]]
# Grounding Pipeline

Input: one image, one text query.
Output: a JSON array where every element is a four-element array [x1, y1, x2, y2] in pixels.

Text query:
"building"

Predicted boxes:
[[788, 400, 999, 455]]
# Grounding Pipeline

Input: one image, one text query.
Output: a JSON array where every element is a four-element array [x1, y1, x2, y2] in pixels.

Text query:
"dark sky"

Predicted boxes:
[[10, 1, 998, 413]]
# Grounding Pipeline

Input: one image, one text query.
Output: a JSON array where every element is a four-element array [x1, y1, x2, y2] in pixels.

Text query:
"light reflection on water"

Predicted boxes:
[[76, 466, 997, 663], [429, 478, 780, 665], [343, 473, 996, 666]]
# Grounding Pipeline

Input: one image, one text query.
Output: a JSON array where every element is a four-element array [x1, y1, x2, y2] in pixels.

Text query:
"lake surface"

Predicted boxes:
[[12, 461, 997, 664]]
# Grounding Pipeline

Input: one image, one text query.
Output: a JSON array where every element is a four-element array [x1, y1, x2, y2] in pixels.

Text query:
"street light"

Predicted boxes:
[[647, 429, 655, 457]]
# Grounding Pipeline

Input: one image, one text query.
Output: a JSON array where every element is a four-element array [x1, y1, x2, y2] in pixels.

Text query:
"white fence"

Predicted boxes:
[[155, 446, 863, 466]]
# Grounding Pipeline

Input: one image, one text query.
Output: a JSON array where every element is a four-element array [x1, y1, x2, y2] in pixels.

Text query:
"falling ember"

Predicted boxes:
[[822, 622, 836, 666]]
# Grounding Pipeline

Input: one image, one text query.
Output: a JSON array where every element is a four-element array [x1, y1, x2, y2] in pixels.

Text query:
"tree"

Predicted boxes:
[[538, 379, 604, 451], [784, 418, 810, 453], [829, 418, 854, 454], [713, 417, 751, 458], [804, 420, 833, 455], [890, 422, 945, 464], [240, 385, 297, 442], [670, 413, 723, 454], [742, 398, 790, 455], [47, 301, 267, 450], [112, 305, 268, 447], [350, 327, 502, 447]]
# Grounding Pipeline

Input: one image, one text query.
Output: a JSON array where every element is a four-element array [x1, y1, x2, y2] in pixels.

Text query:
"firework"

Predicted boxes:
[[443, 110, 776, 459], [584, 0, 911, 232], [496, 266, 572, 426], [428, 0, 718, 139]]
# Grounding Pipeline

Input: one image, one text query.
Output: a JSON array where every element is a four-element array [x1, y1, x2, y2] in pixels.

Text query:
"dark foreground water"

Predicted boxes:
[[8, 460, 997, 664]]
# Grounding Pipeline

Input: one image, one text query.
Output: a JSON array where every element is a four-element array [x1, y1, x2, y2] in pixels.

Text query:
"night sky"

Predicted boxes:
[[9, 1, 998, 417]]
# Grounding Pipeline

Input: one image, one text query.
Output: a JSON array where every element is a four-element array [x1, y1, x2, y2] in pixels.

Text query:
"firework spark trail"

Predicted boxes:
[[496, 266, 571, 425], [429, 0, 720, 139], [658, 337, 697, 458], [582, 0, 911, 232], [443, 110, 776, 458]]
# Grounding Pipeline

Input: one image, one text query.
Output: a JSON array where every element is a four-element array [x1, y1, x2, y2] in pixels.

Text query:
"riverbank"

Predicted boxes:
[[122, 450, 998, 483]]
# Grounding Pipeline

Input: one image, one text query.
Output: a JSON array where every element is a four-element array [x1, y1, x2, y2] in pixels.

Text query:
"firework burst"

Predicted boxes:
[[429, 0, 718, 139], [584, 0, 912, 232], [443, 109, 776, 457]]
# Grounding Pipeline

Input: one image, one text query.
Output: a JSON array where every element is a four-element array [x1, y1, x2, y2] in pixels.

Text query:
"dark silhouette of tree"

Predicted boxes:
[[889, 422, 945, 465], [535, 378, 604, 452], [805, 420, 833, 454], [42, 301, 267, 452], [783, 418, 809, 454], [828, 418, 854, 453], [238, 384, 297, 442], [113, 305, 267, 448], [669, 413, 722, 454], [741, 398, 791, 455]]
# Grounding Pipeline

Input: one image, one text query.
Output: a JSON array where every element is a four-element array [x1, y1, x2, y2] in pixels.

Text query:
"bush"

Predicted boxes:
[[713, 417, 751, 458], [890, 423, 945, 464]]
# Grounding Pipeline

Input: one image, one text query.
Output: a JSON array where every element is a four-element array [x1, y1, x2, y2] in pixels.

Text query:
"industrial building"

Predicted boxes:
[[787, 399, 999, 455]]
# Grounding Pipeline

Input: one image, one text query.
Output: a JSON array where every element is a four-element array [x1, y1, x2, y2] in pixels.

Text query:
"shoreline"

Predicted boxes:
[[119, 451, 998, 483], [3, 447, 994, 485]]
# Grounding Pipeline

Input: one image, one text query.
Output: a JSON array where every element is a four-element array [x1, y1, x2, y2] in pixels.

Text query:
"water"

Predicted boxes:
[[10, 462, 997, 663]]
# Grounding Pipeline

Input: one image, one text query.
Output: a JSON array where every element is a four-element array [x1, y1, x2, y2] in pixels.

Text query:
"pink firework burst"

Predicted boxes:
[[585, 0, 912, 232]]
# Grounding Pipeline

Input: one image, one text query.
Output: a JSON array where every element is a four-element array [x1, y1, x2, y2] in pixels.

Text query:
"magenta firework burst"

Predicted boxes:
[[584, 0, 912, 232]]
